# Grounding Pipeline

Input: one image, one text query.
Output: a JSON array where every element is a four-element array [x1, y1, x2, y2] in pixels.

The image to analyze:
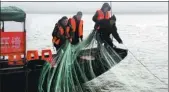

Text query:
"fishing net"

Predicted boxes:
[[38, 30, 128, 92]]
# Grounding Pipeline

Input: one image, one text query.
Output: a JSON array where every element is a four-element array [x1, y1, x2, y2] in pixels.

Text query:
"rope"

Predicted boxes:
[[108, 1, 167, 86], [123, 44, 168, 86], [110, 1, 113, 16]]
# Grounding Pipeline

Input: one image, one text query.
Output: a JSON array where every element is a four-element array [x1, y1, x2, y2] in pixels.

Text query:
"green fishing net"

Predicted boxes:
[[38, 30, 128, 92]]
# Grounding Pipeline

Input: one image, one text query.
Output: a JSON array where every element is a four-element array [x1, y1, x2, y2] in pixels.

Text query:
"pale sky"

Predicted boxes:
[[1, 2, 168, 14]]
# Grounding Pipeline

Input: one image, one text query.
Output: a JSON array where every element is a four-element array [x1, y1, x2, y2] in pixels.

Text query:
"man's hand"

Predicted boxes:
[[94, 25, 98, 30], [69, 38, 72, 42], [119, 40, 123, 44], [79, 36, 83, 42], [79, 38, 83, 42], [110, 20, 115, 25]]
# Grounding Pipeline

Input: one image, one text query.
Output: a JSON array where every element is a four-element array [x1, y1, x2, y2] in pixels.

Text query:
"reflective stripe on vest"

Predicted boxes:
[[97, 10, 110, 20]]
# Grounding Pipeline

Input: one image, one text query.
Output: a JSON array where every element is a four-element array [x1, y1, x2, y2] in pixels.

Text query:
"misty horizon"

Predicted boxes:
[[1, 2, 168, 14]]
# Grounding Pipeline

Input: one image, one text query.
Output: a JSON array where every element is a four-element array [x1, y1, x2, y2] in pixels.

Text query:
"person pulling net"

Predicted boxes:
[[38, 3, 128, 92]]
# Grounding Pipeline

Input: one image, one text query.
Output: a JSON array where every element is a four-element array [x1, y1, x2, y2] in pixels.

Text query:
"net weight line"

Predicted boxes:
[[108, 1, 167, 86], [123, 44, 168, 86]]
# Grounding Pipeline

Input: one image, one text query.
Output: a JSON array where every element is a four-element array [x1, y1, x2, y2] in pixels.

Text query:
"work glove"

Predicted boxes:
[[119, 40, 123, 44], [94, 24, 99, 30], [80, 36, 83, 42], [69, 38, 72, 43], [110, 19, 116, 25]]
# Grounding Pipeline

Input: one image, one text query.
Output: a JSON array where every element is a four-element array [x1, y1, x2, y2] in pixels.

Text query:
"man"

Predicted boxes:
[[52, 16, 73, 50], [92, 3, 123, 47], [99, 15, 123, 48], [69, 11, 83, 45], [92, 3, 111, 30]]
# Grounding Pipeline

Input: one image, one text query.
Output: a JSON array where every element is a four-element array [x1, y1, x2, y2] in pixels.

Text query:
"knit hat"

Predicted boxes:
[[77, 11, 83, 16], [101, 3, 111, 11], [61, 16, 68, 20]]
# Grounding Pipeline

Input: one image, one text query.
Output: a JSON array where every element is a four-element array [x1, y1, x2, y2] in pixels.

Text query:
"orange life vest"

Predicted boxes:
[[52, 25, 70, 45], [96, 10, 110, 30], [97, 10, 110, 20], [69, 18, 83, 37]]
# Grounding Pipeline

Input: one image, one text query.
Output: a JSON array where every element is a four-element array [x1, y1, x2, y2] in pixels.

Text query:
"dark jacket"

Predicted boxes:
[[98, 20, 122, 43]]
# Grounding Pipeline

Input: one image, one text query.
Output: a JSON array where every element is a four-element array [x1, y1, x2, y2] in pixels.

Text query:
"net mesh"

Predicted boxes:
[[38, 30, 128, 92]]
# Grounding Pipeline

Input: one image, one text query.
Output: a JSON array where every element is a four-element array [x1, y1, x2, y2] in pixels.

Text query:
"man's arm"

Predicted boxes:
[[53, 24, 66, 40], [52, 24, 58, 37], [92, 11, 98, 23], [80, 24, 83, 41], [111, 24, 123, 43]]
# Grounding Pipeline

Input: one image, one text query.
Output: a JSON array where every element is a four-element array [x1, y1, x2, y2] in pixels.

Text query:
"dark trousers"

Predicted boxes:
[[102, 37, 114, 47], [97, 32, 114, 48]]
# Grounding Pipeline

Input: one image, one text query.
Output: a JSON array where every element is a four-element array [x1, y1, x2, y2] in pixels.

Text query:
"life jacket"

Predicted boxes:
[[52, 25, 70, 45], [96, 10, 110, 30], [97, 10, 110, 20], [69, 18, 83, 37]]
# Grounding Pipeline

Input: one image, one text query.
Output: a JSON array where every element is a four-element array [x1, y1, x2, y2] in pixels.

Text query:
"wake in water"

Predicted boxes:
[[38, 30, 128, 92]]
